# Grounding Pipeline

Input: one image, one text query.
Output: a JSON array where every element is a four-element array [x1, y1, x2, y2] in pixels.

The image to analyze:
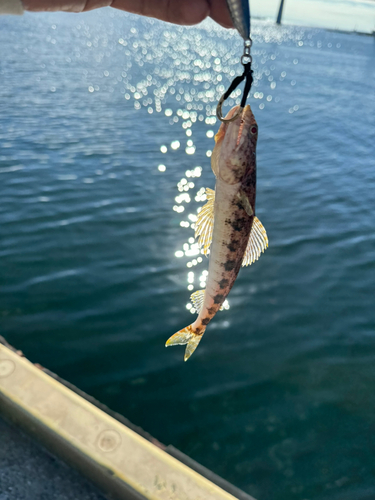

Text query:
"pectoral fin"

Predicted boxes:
[[195, 188, 215, 256], [237, 190, 253, 216], [242, 216, 268, 266]]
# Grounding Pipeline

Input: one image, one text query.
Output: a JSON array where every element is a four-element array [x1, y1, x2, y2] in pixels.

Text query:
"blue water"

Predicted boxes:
[[1, 10, 375, 500]]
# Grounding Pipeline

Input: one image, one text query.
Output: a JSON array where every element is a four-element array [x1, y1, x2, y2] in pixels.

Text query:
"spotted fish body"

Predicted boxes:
[[166, 105, 268, 361]]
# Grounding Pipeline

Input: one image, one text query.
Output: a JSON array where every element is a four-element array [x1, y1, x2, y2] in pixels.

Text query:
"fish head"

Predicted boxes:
[[211, 105, 258, 185]]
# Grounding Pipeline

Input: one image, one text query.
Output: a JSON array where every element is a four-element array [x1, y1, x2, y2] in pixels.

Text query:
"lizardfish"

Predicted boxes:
[[166, 105, 268, 361]]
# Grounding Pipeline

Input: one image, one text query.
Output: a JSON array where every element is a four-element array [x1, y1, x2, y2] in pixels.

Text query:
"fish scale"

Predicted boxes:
[[203, 181, 251, 316]]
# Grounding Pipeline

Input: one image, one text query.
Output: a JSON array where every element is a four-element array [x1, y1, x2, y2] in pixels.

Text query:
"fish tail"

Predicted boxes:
[[165, 324, 205, 362]]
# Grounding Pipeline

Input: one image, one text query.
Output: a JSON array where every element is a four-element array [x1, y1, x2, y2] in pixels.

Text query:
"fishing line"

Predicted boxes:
[[217, 2, 254, 123]]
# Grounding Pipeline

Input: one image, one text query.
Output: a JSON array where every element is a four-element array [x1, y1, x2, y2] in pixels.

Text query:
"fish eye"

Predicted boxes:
[[250, 125, 258, 135]]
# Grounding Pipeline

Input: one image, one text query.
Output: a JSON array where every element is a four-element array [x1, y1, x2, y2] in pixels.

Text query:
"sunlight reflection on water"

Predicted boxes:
[[115, 20, 312, 319]]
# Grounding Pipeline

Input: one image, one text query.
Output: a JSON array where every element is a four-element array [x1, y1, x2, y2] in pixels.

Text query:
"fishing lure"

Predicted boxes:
[[217, 0, 254, 123]]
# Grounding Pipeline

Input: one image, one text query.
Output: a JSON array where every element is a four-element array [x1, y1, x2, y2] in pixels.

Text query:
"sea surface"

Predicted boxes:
[[1, 9, 375, 500]]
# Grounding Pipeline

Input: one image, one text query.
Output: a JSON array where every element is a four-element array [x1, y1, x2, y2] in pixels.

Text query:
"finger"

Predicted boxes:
[[208, 0, 233, 28], [22, 0, 111, 12], [23, 0, 234, 29], [82, 0, 112, 10], [111, 0, 210, 26]]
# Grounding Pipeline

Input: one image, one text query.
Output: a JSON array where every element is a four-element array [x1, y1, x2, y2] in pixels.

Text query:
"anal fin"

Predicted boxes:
[[190, 289, 205, 314], [242, 216, 268, 266]]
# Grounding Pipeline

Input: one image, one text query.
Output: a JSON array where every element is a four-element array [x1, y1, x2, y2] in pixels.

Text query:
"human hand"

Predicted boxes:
[[22, 0, 233, 29]]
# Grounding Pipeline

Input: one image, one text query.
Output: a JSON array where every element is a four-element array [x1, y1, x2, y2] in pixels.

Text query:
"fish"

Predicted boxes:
[[226, 0, 251, 41], [166, 105, 268, 361]]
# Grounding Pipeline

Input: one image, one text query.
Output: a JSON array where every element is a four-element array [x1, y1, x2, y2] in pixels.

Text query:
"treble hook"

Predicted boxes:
[[217, 39, 254, 123]]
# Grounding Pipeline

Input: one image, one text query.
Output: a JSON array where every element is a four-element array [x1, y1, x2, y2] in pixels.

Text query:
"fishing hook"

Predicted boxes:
[[217, 38, 254, 123]]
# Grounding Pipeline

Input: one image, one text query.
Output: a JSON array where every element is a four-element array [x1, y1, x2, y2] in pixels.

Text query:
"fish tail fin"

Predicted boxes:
[[165, 324, 205, 362]]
